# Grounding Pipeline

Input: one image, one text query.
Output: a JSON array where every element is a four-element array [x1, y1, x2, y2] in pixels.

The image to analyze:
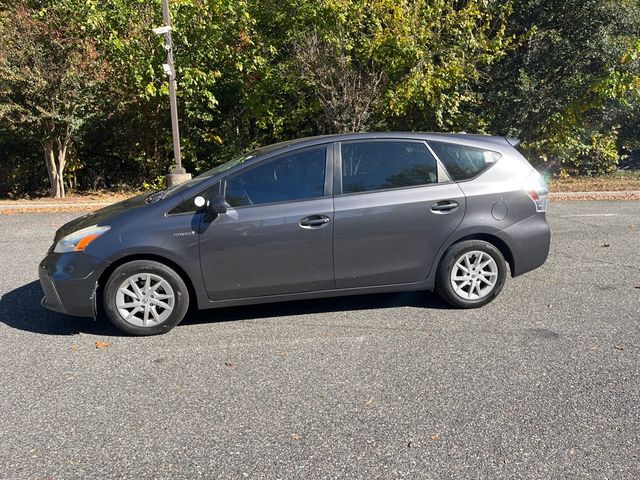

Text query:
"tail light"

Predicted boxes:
[[524, 170, 548, 212]]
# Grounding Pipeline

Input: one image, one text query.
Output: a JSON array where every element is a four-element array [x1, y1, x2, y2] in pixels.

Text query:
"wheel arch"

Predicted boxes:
[[439, 233, 516, 278], [96, 254, 199, 314]]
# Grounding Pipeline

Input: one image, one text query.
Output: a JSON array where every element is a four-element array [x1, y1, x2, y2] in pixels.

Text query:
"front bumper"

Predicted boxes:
[[38, 251, 110, 317]]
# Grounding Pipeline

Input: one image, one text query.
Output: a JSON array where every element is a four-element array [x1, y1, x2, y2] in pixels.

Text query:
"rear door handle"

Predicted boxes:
[[431, 200, 459, 213], [299, 215, 331, 229]]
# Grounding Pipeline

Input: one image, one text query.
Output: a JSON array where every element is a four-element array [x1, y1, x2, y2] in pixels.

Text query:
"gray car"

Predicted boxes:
[[39, 132, 550, 335]]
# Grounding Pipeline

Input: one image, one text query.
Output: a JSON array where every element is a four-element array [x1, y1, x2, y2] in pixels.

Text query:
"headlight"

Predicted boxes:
[[54, 225, 110, 253]]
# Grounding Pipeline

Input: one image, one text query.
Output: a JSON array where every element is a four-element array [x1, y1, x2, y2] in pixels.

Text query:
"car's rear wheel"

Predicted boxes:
[[103, 260, 189, 335], [436, 240, 506, 308]]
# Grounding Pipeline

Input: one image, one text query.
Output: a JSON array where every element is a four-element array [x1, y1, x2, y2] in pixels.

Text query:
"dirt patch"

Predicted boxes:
[[0, 206, 105, 214], [550, 192, 640, 201], [0, 192, 136, 214], [0, 192, 132, 205], [549, 171, 640, 192]]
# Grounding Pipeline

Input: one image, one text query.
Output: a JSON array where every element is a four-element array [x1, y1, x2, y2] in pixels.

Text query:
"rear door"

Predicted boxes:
[[333, 139, 466, 288], [199, 145, 335, 300]]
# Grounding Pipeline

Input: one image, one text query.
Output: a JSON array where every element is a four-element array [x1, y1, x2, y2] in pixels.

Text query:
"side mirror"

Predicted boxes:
[[209, 195, 228, 215], [194, 195, 227, 220]]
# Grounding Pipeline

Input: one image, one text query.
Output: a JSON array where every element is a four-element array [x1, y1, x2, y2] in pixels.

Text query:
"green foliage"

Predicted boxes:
[[1, 0, 639, 197], [0, 0, 110, 196], [482, 0, 640, 174], [525, 125, 621, 176]]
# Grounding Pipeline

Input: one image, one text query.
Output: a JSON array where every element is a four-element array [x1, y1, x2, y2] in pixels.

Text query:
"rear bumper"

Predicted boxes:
[[38, 252, 109, 317], [497, 212, 550, 276]]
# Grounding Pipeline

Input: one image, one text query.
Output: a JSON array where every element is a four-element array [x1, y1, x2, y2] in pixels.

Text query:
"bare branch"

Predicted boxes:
[[294, 31, 385, 134]]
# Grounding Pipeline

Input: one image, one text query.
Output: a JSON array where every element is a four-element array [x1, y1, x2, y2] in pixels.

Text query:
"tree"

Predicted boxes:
[[482, 0, 640, 174], [294, 31, 385, 133], [1, 0, 638, 198], [0, 1, 109, 197]]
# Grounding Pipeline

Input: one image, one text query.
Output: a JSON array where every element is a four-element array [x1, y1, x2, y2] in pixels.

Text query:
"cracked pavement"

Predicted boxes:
[[0, 200, 639, 479]]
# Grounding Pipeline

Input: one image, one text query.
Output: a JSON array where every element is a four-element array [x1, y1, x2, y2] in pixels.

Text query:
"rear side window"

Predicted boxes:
[[428, 141, 500, 181], [225, 147, 326, 207], [341, 141, 437, 194]]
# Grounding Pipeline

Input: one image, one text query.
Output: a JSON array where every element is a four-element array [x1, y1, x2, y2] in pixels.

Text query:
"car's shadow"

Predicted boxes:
[[0, 281, 123, 336], [0, 280, 449, 336]]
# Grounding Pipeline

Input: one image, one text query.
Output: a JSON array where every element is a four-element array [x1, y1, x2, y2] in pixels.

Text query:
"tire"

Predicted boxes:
[[103, 260, 190, 335], [435, 240, 507, 308]]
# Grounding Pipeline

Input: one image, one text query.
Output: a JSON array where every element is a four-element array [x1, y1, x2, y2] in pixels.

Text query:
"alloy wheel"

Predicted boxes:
[[450, 250, 498, 300], [115, 273, 175, 327]]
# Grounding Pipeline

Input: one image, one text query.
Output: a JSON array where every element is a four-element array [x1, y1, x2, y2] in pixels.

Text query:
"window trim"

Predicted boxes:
[[222, 144, 332, 210], [333, 139, 445, 197], [424, 142, 452, 183], [426, 140, 501, 183]]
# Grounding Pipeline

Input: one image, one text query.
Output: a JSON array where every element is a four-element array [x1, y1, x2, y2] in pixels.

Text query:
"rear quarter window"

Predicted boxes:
[[429, 141, 500, 181]]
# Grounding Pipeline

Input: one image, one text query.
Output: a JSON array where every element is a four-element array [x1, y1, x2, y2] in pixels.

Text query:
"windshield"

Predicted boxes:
[[146, 150, 259, 203]]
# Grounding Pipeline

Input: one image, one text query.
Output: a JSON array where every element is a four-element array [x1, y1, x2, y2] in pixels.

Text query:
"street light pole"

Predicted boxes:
[[158, 0, 191, 187]]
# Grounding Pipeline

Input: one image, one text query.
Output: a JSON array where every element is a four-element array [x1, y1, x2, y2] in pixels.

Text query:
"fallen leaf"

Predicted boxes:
[[69, 344, 78, 351], [614, 345, 624, 351], [430, 433, 440, 441], [224, 361, 234, 367], [365, 398, 373, 405], [95, 341, 111, 349], [590, 345, 598, 351], [291, 433, 303, 441], [601, 243, 610, 248]]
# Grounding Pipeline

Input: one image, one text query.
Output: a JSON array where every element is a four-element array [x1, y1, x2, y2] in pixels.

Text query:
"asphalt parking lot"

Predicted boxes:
[[0, 200, 639, 479]]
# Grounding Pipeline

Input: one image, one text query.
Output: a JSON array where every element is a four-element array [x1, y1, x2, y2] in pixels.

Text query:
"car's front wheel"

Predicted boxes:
[[436, 240, 507, 308], [103, 260, 190, 335]]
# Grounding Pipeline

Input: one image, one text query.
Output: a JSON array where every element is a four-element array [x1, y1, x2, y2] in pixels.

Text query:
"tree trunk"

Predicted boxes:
[[55, 137, 69, 198], [42, 134, 70, 198], [43, 140, 62, 198]]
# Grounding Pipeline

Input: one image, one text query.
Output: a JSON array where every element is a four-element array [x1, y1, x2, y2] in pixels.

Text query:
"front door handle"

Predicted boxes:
[[431, 200, 459, 213], [299, 215, 331, 229]]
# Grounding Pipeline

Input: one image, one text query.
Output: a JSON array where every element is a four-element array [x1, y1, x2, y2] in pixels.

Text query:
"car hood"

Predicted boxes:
[[54, 194, 148, 242]]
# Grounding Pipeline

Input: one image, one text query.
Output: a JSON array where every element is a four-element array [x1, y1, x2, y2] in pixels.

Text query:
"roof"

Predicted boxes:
[[257, 132, 515, 154]]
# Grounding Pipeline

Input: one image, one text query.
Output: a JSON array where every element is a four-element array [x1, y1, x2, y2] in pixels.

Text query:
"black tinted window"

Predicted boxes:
[[340, 141, 437, 194], [225, 147, 326, 207], [429, 141, 500, 181]]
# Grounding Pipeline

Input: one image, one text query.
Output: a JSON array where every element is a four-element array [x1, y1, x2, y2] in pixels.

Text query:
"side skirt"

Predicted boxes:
[[195, 277, 436, 310]]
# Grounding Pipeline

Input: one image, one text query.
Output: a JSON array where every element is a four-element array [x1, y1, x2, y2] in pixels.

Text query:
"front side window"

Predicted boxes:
[[340, 141, 438, 194], [225, 147, 326, 207], [428, 141, 500, 181], [167, 182, 221, 216]]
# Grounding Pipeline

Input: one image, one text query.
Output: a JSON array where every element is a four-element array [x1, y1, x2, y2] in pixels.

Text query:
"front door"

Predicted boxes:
[[333, 139, 466, 288], [199, 146, 335, 300]]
